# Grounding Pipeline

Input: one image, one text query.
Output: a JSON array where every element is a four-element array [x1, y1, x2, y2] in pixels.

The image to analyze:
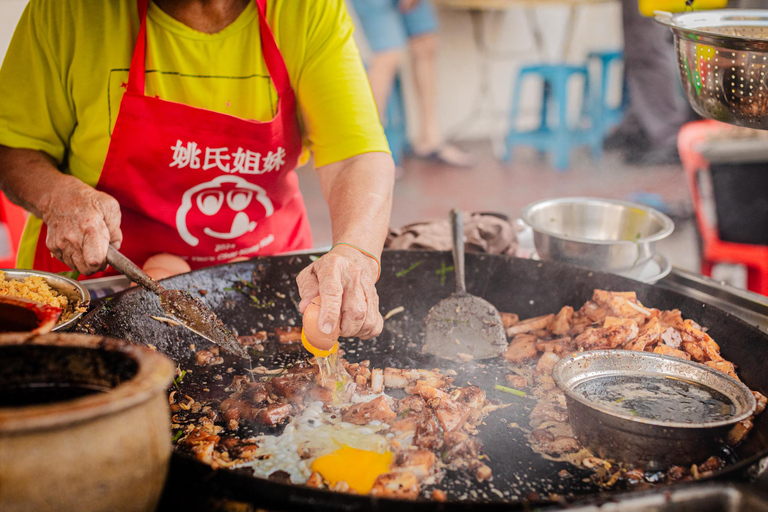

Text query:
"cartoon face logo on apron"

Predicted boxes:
[[32, 0, 312, 277]]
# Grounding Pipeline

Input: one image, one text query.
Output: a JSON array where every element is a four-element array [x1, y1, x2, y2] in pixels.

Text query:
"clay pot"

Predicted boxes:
[[0, 333, 175, 512]]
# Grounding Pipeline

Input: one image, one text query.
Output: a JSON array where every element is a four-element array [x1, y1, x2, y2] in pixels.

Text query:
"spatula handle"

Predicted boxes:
[[106, 245, 165, 295], [451, 209, 466, 295]]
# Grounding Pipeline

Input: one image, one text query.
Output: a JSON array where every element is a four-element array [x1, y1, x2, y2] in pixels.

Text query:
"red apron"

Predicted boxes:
[[33, 0, 312, 277]]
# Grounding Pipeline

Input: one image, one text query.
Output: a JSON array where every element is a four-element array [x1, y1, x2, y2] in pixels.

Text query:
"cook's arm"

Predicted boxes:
[[0, 145, 122, 274], [296, 151, 394, 339]]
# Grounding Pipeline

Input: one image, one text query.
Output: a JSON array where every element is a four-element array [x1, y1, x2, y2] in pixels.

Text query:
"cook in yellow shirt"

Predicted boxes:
[[0, 0, 394, 341]]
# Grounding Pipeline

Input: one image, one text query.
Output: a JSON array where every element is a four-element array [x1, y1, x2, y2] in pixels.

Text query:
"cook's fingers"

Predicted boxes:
[[339, 275, 367, 337], [357, 282, 382, 340], [316, 262, 343, 335], [296, 266, 320, 313], [81, 227, 108, 275], [99, 194, 123, 248]]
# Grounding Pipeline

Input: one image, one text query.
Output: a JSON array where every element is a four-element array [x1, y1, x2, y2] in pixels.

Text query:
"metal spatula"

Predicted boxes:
[[423, 210, 507, 360], [106, 245, 250, 359]]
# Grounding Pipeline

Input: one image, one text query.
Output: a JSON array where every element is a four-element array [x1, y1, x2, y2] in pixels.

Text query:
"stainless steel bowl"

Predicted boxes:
[[521, 198, 674, 271], [656, 10, 768, 129], [553, 350, 756, 470], [1, 269, 90, 331]]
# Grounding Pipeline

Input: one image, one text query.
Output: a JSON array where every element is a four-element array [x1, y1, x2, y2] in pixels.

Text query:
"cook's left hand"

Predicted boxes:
[[297, 245, 382, 340]]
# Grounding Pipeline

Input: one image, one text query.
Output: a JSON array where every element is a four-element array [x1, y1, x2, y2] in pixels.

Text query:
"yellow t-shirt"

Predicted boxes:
[[0, 0, 389, 268]]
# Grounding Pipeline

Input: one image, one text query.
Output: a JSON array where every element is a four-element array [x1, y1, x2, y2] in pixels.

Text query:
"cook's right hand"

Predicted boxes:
[[41, 178, 122, 275]]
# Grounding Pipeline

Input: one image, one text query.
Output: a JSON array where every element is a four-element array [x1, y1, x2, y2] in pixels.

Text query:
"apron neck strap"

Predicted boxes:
[[127, 0, 291, 95]]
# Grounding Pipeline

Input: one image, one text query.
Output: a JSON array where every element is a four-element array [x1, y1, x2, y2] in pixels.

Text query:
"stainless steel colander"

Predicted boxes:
[[656, 10, 768, 129]]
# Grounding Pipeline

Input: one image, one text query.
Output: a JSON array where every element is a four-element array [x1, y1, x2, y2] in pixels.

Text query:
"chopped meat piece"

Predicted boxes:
[[667, 466, 687, 481], [341, 396, 396, 425], [383, 368, 450, 389], [506, 314, 555, 337], [435, 398, 471, 432], [393, 450, 436, 478], [569, 315, 595, 336], [345, 362, 372, 385], [268, 470, 292, 483], [679, 321, 723, 362], [683, 341, 706, 362], [268, 377, 312, 404], [407, 380, 450, 401], [534, 352, 561, 388], [389, 415, 419, 435], [181, 428, 220, 465], [306, 472, 324, 488], [574, 325, 633, 350], [705, 360, 739, 380], [237, 331, 267, 348], [256, 404, 293, 427], [535, 337, 573, 355], [604, 317, 639, 341], [660, 326, 682, 349], [442, 431, 480, 463], [455, 385, 486, 409], [653, 345, 691, 360], [413, 412, 443, 451], [274, 326, 302, 344], [371, 472, 419, 500], [728, 418, 754, 445], [548, 306, 574, 335], [505, 374, 528, 389], [398, 395, 426, 414], [500, 312, 519, 328], [579, 301, 610, 324], [659, 309, 685, 330], [196, 350, 215, 366], [470, 460, 492, 482], [371, 368, 383, 394], [503, 334, 538, 363], [754, 391, 767, 415], [626, 317, 662, 352]]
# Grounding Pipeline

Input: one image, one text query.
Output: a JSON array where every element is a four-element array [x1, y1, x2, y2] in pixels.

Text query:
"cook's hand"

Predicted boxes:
[[297, 245, 382, 339], [398, 0, 422, 12], [41, 178, 122, 275]]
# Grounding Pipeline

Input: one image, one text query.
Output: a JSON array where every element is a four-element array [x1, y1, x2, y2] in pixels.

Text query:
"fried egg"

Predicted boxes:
[[240, 401, 393, 486]]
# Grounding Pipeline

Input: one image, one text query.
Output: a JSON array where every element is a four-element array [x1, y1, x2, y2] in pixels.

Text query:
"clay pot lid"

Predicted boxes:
[[0, 333, 174, 433]]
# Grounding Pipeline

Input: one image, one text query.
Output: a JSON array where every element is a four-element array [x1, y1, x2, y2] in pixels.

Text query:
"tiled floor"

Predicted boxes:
[[297, 141, 701, 273]]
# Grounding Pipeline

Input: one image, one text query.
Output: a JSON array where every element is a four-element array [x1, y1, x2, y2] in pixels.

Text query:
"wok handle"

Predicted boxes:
[[451, 209, 466, 295], [106, 245, 165, 296]]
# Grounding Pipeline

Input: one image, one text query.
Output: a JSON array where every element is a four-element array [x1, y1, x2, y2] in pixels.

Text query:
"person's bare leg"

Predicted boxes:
[[367, 48, 405, 123], [408, 32, 474, 166]]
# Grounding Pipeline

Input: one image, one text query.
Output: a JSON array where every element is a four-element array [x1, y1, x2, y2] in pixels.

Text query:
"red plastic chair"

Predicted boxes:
[[678, 120, 768, 295], [0, 192, 28, 268]]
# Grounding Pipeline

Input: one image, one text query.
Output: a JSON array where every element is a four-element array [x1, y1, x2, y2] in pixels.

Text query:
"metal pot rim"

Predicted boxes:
[[1, 268, 91, 331], [520, 197, 675, 246], [552, 349, 756, 430], [656, 9, 768, 50], [0, 333, 175, 433]]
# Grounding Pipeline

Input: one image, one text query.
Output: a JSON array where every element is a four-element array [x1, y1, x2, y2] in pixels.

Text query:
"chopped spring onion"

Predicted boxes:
[[395, 260, 423, 278], [494, 384, 527, 397]]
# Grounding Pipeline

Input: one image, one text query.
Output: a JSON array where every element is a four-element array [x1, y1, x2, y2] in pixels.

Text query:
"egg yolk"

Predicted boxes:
[[301, 329, 338, 358], [310, 445, 393, 494]]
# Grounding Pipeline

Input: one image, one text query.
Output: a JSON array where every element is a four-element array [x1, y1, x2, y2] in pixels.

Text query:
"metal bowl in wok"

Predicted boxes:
[[656, 10, 768, 130], [1, 269, 90, 331], [553, 350, 756, 470], [521, 197, 674, 272]]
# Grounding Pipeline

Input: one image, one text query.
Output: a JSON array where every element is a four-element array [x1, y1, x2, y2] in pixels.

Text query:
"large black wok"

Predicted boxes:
[[76, 250, 768, 511]]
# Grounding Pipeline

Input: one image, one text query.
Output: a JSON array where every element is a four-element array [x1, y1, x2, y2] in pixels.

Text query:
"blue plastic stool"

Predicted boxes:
[[585, 50, 627, 155], [384, 74, 408, 167], [503, 64, 596, 171]]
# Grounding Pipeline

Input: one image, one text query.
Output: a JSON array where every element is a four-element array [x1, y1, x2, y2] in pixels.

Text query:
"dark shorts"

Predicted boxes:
[[349, 0, 438, 53]]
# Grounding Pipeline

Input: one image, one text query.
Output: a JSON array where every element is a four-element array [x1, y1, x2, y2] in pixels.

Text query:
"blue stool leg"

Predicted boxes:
[[587, 69, 603, 159], [503, 69, 526, 162], [553, 68, 571, 170]]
